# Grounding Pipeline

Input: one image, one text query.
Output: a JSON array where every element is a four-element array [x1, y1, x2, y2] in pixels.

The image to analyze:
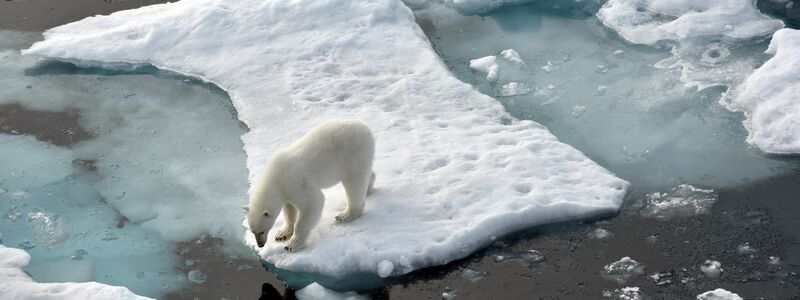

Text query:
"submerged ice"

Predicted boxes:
[[24, 0, 628, 281], [415, 1, 796, 191], [1, 32, 249, 297]]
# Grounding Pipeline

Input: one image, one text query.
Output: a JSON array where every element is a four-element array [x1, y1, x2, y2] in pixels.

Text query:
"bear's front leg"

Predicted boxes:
[[284, 190, 324, 252], [275, 202, 297, 241]]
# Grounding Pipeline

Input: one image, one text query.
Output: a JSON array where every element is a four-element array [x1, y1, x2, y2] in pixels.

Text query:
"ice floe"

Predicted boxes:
[[723, 28, 800, 154], [697, 288, 743, 300], [24, 0, 628, 278], [0, 246, 151, 300], [602, 286, 643, 300], [469, 55, 500, 82]]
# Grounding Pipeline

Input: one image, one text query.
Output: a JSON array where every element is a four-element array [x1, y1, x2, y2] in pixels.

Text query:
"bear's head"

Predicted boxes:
[[244, 204, 276, 247]]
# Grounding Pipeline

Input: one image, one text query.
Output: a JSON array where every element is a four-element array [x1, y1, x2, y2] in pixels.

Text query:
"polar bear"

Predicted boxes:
[[244, 119, 375, 251]]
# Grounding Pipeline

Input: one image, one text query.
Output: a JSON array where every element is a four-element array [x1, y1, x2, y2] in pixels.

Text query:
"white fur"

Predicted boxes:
[[245, 119, 375, 251]]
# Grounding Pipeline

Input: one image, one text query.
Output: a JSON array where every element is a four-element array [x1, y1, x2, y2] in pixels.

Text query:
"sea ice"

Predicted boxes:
[[603, 257, 645, 283], [0, 246, 151, 300], [500, 49, 526, 68], [597, 0, 784, 89], [700, 260, 723, 278], [469, 55, 500, 82], [697, 288, 743, 300], [640, 184, 717, 219], [723, 28, 800, 154], [24, 0, 628, 279], [460, 268, 487, 283], [588, 228, 613, 239], [295, 282, 365, 300], [602, 286, 643, 300]]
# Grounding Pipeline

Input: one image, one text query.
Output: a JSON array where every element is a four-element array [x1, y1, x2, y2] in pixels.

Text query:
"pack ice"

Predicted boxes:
[[0, 246, 151, 300], [24, 0, 628, 278]]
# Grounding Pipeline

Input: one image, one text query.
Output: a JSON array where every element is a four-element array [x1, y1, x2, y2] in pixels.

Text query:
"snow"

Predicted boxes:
[[469, 55, 500, 82], [697, 288, 743, 300], [596, 0, 783, 46], [597, 0, 784, 89], [0, 246, 151, 300], [295, 282, 365, 300], [24, 0, 628, 279], [723, 29, 800, 154]]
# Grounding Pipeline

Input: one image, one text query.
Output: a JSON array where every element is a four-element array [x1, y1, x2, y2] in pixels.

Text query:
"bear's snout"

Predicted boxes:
[[255, 232, 266, 247]]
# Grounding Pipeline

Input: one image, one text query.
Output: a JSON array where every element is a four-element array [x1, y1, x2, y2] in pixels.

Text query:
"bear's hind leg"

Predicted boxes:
[[336, 171, 370, 222], [367, 171, 376, 195], [285, 189, 324, 252], [275, 202, 297, 241]]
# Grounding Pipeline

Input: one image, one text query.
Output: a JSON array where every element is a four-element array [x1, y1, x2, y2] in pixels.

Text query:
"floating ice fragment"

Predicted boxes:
[[613, 50, 624, 56], [650, 270, 674, 286], [469, 55, 499, 82], [588, 228, 613, 239], [640, 184, 717, 219], [377, 260, 394, 278], [18, 240, 36, 250], [768, 256, 780, 265], [489, 249, 545, 267], [697, 288, 743, 300], [187, 270, 207, 284], [541, 60, 556, 73], [295, 282, 365, 300], [442, 287, 457, 300], [571, 105, 587, 118], [736, 243, 756, 254], [460, 268, 487, 283], [597, 85, 608, 94], [603, 257, 645, 283], [500, 49, 526, 68], [12, 190, 28, 200], [4, 206, 22, 222], [498, 82, 531, 97], [602, 286, 643, 300], [596, 65, 609, 73], [700, 260, 723, 278]]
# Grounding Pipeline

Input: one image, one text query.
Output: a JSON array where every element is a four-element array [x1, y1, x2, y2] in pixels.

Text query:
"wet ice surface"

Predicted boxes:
[[415, 2, 797, 192], [603, 257, 646, 283], [639, 184, 717, 218], [0, 32, 249, 297]]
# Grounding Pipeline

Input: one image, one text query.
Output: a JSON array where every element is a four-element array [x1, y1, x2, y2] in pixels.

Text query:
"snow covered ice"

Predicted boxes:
[[724, 29, 800, 154], [23, 0, 628, 281], [0, 246, 151, 300], [697, 288, 744, 300]]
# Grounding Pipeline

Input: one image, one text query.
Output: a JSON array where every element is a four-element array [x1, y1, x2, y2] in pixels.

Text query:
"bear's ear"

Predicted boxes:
[[263, 210, 270, 217], [242, 205, 249, 212]]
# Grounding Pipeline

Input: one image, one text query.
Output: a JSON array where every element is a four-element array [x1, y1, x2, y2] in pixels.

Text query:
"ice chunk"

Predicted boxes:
[[768, 256, 780, 265], [469, 55, 499, 82], [460, 268, 487, 283], [500, 49, 526, 68], [295, 282, 365, 300], [602, 286, 643, 300], [442, 287, 457, 299], [0, 246, 151, 300], [650, 270, 673, 286], [700, 260, 723, 278], [603, 257, 645, 283], [25, 0, 628, 279], [697, 288, 743, 300], [640, 184, 717, 219], [588, 228, 613, 239], [488, 249, 546, 267], [498, 82, 531, 97], [377, 260, 394, 278], [723, 29, 800, 154], [186, 270, 207, 284], [736, 243, 756, 254]]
